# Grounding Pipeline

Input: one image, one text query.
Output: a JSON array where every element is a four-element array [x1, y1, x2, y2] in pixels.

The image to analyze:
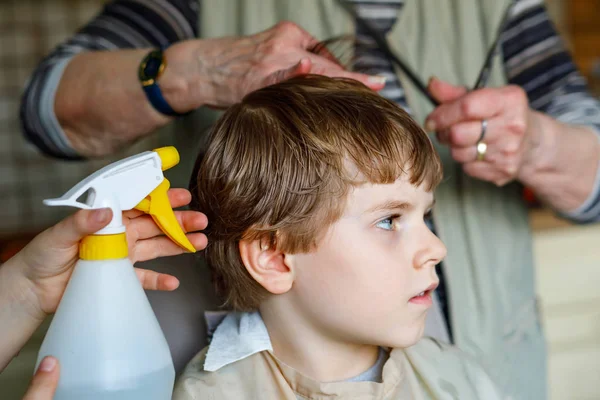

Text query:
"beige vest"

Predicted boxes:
[[173, 338, 504, 400], [168, 2, 547, 398]]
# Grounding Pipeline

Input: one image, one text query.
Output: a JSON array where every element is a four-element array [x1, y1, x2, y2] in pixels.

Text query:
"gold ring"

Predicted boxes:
[[476, 141, 487, 161]]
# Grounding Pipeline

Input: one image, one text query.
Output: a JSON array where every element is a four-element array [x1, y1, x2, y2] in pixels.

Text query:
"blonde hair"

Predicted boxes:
[[190, 75, 442, 310]]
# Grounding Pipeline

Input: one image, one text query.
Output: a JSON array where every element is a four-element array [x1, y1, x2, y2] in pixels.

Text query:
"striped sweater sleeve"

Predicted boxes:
[[20, 0, 199, 160], [502, 0, 600, 222]]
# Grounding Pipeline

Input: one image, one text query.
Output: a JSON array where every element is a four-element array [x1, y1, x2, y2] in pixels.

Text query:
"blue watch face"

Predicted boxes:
[[139, 50, 164, 81], [145, 57, 162, 78]]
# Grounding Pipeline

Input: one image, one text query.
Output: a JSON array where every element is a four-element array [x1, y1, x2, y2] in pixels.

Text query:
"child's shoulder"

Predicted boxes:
[[173, 346, 283, 400], [178, 345, 210, 377], [398, 336, 483, 377], [172, 346, 210, 399], [398, 337, 504, 399], [173, 346, 221, 400]]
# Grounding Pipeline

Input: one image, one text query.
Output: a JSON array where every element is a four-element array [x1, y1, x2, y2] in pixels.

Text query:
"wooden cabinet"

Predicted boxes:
[[531, 210, 600, 399], [565, 0, 600, 92], [535, 5, 600, 396]]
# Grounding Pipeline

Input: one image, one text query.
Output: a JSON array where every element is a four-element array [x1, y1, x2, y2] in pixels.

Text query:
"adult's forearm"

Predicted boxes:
[[0, 257, 45, 372], [21, 0, 199, 158], [55, 49, 175, 157], [518, 111, 600, 215], [54, 26, 386, 159], [54, 38, 227, 157]]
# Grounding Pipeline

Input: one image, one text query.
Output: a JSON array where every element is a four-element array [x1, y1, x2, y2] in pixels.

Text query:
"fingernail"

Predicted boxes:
[[425, 119, 437, 132], [368, 75, 386, 85], [38, 356, 57, 372], [92, 208, 111, 223], [428, 76, 438, 85]]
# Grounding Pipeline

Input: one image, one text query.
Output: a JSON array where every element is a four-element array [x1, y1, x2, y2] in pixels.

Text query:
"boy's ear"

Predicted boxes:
[[239, 236, 295, 295]]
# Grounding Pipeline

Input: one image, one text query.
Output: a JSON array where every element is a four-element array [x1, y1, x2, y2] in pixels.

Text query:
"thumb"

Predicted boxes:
[[23, 357, 60, 400], [46, 208, 113, 249], [264, 58, 313, 86], [428, 76, 468, 103]]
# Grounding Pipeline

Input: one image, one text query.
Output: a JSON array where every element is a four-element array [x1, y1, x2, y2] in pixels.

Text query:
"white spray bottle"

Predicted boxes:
[[35, 146, 196, 400]]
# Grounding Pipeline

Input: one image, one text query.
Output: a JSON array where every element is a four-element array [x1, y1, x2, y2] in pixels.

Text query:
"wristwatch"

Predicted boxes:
[[138, 49, 185, 117]]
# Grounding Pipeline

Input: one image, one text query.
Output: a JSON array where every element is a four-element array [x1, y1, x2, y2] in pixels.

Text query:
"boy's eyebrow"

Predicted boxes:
[[365, 198, 436, 214], [366, 200, 411, 214]]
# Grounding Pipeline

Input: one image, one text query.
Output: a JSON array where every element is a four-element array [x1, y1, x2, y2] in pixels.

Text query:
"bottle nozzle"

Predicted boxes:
[[154, 146, 180, 171]]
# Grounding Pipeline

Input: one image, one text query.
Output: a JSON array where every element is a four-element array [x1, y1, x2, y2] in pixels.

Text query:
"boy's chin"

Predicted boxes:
[[379, 324, 426, 349]]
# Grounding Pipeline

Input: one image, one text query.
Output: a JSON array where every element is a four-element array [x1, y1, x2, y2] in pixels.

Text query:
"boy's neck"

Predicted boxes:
[[259, 299, 380, 382]]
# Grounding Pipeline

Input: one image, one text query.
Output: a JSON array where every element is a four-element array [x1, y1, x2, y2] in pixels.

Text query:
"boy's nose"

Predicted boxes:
[[414, 229, 447, 269]]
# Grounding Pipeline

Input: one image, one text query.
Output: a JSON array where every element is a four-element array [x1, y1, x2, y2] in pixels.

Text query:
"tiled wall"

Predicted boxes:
[[0, 0, 166, 236]]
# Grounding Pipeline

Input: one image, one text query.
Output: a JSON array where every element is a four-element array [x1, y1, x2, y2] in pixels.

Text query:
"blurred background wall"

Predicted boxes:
[[530, 3, 600, 398], [0, 1, 599, 399], [0, 0, 169, 242]]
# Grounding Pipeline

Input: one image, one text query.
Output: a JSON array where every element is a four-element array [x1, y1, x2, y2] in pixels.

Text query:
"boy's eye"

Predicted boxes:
[[376, 215, 400, 231]]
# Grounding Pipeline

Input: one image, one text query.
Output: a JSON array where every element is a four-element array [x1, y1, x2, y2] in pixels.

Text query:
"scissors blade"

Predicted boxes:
[[472, 3, 514, 90]]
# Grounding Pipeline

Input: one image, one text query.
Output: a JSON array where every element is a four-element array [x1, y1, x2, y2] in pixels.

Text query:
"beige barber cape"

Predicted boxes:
[[173, 312, 504, 399]]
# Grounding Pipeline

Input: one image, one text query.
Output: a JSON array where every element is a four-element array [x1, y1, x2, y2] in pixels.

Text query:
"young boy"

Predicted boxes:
[[174, 76, 502, 399]]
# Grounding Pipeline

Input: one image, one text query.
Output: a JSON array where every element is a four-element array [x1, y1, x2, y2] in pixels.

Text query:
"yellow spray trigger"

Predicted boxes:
[[134, 179, 196, 253]]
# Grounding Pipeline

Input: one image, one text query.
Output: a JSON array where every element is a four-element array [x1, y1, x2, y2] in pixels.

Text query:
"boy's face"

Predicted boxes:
[[289, 176, 446, 348]]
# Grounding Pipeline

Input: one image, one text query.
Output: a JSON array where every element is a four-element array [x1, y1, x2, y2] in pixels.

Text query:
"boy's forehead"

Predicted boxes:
[[343, 177, 434, 215]]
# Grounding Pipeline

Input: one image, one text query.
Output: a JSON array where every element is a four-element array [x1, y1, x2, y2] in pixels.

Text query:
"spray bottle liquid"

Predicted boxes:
[[35, 146, 196, 400]]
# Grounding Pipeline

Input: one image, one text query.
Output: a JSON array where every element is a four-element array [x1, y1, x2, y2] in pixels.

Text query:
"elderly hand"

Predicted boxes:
[[12, 188, 207, 318], [424, 77, 542, 186], [162, 21, 386, 111]]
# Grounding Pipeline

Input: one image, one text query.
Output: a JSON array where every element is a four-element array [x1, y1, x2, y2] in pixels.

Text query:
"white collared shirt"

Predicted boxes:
[[202, 311, 387, 384], [203, 311, 272, 372]]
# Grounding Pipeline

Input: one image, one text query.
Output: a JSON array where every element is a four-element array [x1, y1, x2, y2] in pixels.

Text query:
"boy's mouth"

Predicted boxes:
[[408, 282, 439, 305]]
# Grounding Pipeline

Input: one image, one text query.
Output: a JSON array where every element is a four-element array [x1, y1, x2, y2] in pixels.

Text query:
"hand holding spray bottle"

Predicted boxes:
[[36, 146, 195, 400]]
